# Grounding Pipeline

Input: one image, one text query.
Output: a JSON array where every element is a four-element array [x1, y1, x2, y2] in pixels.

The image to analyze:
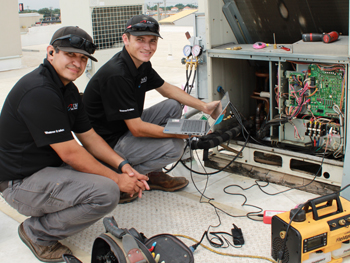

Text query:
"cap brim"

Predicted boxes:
[[129, 31, 163, 39], [57, 46, 98, 62]]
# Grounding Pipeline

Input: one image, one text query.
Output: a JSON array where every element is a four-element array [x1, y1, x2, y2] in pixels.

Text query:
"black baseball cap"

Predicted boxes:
[[125, 15, 162, 39], [50, 26, 98, 62]]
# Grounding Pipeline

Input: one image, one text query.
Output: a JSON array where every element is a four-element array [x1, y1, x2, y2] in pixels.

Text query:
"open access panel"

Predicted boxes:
[[195, 0, 350, 196]]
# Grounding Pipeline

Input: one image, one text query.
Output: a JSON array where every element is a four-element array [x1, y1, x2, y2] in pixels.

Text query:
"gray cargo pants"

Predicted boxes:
[[114, 99, 185, 174], [2, 165, 119, 246]]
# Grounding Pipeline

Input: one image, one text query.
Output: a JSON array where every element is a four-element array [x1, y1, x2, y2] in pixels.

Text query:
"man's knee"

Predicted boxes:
[[169, 138, 186, 160], [93, 179, 120, 213], [165, 99, 182, 118]]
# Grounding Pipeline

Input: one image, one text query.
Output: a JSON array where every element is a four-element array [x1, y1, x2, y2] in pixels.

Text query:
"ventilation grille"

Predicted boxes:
[[92, 5, 143, 50], [272, 236, 290, 263]]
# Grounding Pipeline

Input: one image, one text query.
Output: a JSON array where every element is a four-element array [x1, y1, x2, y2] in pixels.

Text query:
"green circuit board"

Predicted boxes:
[[288, 64, 345, 118]]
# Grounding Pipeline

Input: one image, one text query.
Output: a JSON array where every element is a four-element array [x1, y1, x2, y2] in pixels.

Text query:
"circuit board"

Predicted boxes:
[[288, 64, 345, 118]]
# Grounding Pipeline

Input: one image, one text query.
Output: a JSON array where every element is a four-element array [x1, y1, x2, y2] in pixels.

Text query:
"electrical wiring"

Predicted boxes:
[[184, 136, 269, 257], [340, 72, 346, 112], [170, 82, 341, 257], [173, 94, 335, 262], [332, 104, 344, 158], [288, 120, 301, 139], [216, 86, 263, 145], [186, 137, 231, 249], [222, 130, 330, 214], [183, 126, 332, 255], [289, 81, 310, 118], [262, 70, 312, 136], [191, 145, 265, 222], [174, 234, 277, 263], [305, 87, 318, 98], [228, 101, 262, 145]]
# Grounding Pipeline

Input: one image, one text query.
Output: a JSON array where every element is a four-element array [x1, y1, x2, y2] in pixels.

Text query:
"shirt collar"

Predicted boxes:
[[42, 58, 71, 90]]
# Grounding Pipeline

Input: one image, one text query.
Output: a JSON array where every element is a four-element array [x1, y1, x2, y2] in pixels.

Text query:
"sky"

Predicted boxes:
[[19, 0, 60, 10], [18, 0, 198, 10]]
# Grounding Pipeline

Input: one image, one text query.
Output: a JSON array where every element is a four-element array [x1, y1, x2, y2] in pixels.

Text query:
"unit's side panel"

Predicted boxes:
[[205, 0, 236, 102], [194, 13, 208, 100], [341, 8, 350, 198], [205, 0, 236, 48]]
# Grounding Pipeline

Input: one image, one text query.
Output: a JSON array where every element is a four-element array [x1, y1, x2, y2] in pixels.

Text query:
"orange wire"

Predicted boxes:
[[305, 88, 318, 98]]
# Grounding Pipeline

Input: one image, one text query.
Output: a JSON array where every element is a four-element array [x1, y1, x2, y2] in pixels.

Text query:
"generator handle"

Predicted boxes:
[[303, 193, 343, 220]]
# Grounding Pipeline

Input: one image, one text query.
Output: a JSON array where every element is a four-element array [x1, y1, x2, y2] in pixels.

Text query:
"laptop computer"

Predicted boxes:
[[163, 92, 230, 136]]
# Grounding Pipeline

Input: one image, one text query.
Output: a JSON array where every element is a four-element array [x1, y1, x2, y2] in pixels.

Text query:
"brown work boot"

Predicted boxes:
[[147, 172, 189, 191], [119, 192, 138, 204], [18, 222, 72, 262]]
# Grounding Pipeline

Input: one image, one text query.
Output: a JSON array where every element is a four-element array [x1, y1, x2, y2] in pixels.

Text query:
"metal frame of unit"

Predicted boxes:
[[194, 0, 350, 195]]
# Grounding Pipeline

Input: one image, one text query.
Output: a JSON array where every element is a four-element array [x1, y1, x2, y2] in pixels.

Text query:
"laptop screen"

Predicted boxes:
[[206, 92, 230, 133]]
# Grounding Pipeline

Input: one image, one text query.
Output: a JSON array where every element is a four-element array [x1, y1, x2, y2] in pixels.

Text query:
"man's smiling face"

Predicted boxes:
[[123, 34, 158, 68]]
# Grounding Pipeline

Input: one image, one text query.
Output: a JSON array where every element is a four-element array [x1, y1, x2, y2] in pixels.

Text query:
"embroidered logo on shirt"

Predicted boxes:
[[141, 77, 147, 84], [139, 77, 147, 88], [119, 108, 135, 112], [141, 76, 147, 84], [44, 129, 65, 135], [67, 103, 78, 111]]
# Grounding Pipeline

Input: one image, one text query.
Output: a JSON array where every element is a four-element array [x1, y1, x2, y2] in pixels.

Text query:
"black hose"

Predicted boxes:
[[190, 120, 254, 150]]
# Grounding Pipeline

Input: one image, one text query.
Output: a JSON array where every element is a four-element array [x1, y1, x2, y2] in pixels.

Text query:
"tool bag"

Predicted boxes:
[[62, 216, 194, 263]]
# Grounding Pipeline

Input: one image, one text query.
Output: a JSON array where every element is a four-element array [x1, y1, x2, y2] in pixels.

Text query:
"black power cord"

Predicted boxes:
[[186, 136, 246, 252]]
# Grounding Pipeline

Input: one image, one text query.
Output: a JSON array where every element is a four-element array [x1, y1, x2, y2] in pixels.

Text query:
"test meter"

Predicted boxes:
[[192, 45, 202, 57], [183, 45, 192, 57]]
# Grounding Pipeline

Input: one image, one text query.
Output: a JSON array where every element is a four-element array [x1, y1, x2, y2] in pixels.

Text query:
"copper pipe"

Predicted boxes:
[[250, 95, 270, 115]]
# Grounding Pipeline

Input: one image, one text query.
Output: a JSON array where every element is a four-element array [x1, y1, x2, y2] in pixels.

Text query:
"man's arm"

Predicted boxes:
[[75, 128, 135, 175], [156, 81, 220, 115], [50, 130, 149, 196], [125, 117, 189, 139]]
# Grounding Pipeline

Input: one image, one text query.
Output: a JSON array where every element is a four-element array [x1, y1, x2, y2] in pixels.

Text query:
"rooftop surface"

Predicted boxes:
[[0, 24, 348, 263]]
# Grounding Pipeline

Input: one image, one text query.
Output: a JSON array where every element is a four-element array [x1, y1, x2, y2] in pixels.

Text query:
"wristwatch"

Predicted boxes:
[[118, 160, 130, 173]]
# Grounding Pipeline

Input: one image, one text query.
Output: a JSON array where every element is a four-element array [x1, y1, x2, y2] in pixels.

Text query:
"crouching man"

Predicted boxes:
[[0, 26, 148, 262]]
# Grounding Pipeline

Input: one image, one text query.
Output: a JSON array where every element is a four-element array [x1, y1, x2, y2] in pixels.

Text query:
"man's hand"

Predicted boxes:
[[113, 172, 148, 198], [121, 164, 150, 197], [203, 100, 221, 117]]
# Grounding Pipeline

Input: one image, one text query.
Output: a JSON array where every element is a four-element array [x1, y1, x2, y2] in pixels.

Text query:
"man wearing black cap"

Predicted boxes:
[[0, 26, 149, 262], [83, 15, 219, 203]]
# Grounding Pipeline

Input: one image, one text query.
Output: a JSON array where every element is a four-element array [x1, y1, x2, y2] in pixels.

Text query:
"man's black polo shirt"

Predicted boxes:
[[83, 47, 164, 147], [0, 59, 92, 181]]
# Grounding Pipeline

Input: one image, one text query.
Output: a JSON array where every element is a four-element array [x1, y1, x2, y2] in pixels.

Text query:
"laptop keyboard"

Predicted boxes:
[[181, 120, 203, 132]]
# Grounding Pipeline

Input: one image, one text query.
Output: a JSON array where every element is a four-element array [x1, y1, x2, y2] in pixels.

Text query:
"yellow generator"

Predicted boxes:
[[271, 193, 350, 263]]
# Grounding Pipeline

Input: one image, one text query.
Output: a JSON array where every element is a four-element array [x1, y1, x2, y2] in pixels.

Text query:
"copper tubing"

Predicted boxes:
[[250, 95, 270, 115]]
